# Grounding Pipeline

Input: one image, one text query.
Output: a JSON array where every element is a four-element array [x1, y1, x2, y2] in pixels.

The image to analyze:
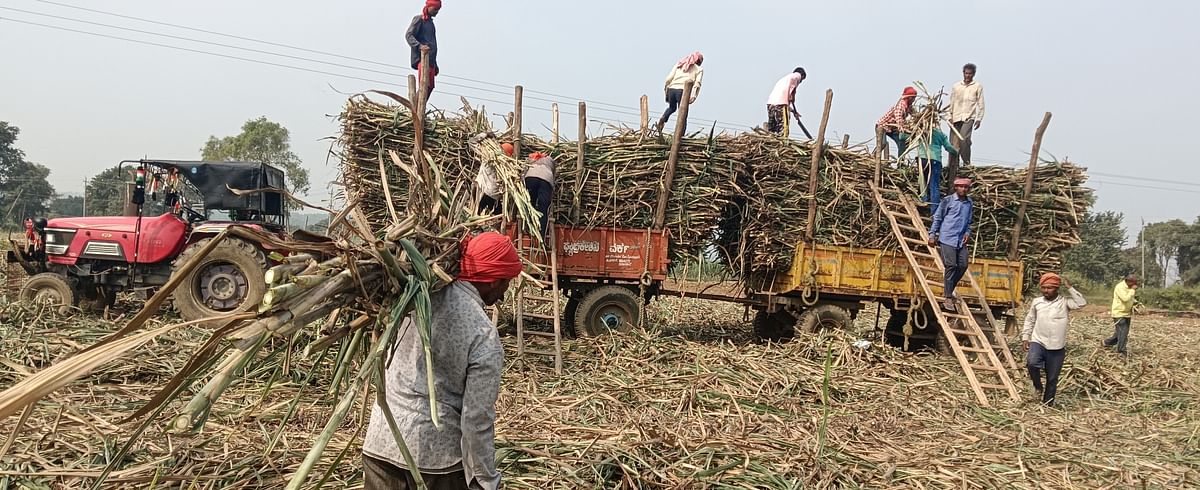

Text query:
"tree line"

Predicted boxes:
[[1064, 211, 1200, 288]]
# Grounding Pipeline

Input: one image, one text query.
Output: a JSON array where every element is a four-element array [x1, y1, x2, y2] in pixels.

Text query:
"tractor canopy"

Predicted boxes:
[[138, 160, 287, 219]]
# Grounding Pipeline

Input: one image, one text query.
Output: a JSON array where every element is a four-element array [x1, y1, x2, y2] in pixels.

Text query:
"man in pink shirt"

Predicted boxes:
[[765, 67, 806, 136]]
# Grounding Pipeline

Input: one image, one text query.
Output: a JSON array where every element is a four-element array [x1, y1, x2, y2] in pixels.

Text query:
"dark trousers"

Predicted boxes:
[[939, 242, 968, 299], [766, 104, 789, 136], [659, 88, 684, 126], [947, 120, 974, 189], [363, 455, 467, 490], [478, 195, 501, 215], [916, 158, 942, 212], [1026, 342, 1066, 406], [1104, 317, 1131, 354], [524, 177, 553, 237]]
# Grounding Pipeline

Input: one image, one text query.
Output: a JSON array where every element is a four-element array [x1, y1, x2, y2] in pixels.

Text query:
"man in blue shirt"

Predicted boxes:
[[928, 177, 974, 311]]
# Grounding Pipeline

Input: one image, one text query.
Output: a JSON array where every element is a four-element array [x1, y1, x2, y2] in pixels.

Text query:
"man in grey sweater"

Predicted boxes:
[[362, 231, 521, 490], [523, 152, 555, 238]]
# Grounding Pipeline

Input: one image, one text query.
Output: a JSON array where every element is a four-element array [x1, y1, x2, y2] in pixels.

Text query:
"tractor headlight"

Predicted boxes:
[[45, 234, 55, 244]]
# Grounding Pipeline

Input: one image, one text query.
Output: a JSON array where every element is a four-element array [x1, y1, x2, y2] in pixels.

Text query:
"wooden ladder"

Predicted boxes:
[[515, 221, 564, 375], [870, 183, 1020, 406]]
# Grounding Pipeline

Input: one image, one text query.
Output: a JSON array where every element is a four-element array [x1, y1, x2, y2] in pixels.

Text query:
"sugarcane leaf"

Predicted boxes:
[[399, 238, 432, 283]]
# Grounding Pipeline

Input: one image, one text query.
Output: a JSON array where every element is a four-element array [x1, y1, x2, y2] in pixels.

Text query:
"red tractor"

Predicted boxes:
[[7, 159, 289, 321]]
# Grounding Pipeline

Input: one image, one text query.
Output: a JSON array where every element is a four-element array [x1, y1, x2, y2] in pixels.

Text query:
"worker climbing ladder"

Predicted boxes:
[[514, 221, 564, 375], [870, 183, 1020, 406]]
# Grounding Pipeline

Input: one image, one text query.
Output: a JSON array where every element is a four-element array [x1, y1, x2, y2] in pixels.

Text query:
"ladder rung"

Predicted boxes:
[[521, 294, 557, 302], [521, 312, 558, 321], [945, 327, 980, 336], [977, 383, 1010, 390], [522, 330, 558, 338], [968, 363, 1000, 372], [959, 346, 991, 354], [524, 349, 559, 357]]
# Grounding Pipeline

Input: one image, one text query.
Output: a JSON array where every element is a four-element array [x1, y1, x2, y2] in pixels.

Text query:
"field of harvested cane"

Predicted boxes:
[[1, 295, 1196, 489]]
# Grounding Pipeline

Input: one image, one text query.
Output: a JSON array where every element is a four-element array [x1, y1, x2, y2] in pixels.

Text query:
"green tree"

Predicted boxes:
[[0, 122, 56, 226], [1174, 218, 1200, 286], [201, 117, 311, 208], [86, 166, 133, 217], [1064, 211, 1129, 285], [49, 195, 84, 217], [1143, 219, 1191, 287]]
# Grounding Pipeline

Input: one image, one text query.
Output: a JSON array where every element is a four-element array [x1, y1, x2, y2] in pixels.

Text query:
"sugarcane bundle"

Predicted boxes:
[[0, 92, 545, 489]]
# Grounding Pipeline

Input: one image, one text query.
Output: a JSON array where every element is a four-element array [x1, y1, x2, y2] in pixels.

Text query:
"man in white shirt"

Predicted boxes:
[[765, 67, 806, 136], [947, 63, 985, 189], [1021, 273, 1086, 407], [656, 52, 704, 133]]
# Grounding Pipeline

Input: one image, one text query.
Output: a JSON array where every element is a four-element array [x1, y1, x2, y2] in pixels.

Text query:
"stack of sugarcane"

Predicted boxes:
[[336, 95, 1091, 290]]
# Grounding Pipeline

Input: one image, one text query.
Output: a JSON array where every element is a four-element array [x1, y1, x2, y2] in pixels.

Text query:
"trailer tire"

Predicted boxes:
[[172, 238, 268, 325], [19, 272, 75, 315], [574, 286, 640, 337], [798, 304, 853, 333], [753, 310, 796, 343], [563, 297, 581, 337]]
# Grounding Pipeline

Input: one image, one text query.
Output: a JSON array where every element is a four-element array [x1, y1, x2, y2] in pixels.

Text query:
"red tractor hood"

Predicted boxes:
[[48, 216, 145, 233]]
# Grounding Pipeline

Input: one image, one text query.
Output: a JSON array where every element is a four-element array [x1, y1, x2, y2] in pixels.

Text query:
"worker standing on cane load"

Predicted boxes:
[[656, 52, 704, 133], [928, 177, 974, 312], [362, 231, 520, 490], [1021, 273, 1086, 408], [468, 132, 510, 216], [1104, 274, 1141, 356], [406, 0, 441, 98], [523, 152, 555, 238], [947, 63, 985, 185], [914, 126, 959, 213], [765, 67, 807, 136], [876, 87, 918, 159]]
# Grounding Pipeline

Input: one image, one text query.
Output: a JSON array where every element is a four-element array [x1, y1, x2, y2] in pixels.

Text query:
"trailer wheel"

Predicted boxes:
[[19, 272, 75, 315], [798, 304, 853, 333], [753, 310, 796, 343], [573, 286, 640, 337], [172, 238, 268, 325]]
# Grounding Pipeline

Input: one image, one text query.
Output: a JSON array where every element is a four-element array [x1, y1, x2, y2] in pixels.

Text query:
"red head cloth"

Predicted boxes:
[[677, 52, 704, 71], [1039, 272, 1061, 287], [902, 86, 918, 98], [953, 177, 972, 187], [458, 231, 522, 283], [501, 143, 514, 157], [422, 0, 442, 20], [528, 151, 548, 161]]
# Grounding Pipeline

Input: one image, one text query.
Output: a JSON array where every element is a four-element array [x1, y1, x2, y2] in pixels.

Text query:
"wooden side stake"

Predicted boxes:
[[572, 102, 586, 221], [513, 85, 523, 159], [654, 81, 693, 230], [640, 95, 649, 135], [551, 103, 559, 143], [1009, 112, 1053, 261], [842, 134, 850, 148], [805, 89, 834, 242]]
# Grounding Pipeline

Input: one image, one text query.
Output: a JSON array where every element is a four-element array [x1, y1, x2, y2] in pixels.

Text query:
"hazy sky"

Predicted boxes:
[[2, 0, 1197, 238]]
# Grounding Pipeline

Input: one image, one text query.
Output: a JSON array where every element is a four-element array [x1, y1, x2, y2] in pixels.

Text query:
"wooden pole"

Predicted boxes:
[[414, 47, 431, 179], [841, 134, 850, 148], [640, 95, 649, 135], [804, 89, 834, 242], [1008, 112, 1053, 261], [551, 103, 559, 143], [653, 81, 693, 230], [513, 85, 523, 159], [572, 102, 586, 221]]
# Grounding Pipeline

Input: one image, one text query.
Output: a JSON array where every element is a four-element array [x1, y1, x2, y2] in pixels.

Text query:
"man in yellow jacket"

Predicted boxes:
[[1104, 274, 1140, 355]]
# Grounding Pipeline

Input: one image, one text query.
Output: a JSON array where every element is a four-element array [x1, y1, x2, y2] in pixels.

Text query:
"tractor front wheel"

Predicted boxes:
[[19, 272, 75, 315], [172, 238, 267, 324]]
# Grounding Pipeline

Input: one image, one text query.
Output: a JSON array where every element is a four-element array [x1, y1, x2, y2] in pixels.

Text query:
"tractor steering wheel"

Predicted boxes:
[[181, 206, 206, 223]]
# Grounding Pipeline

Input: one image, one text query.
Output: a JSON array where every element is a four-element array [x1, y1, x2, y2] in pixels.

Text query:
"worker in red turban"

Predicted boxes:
[[363, 228, 516, 489], [876, 86, 918, 158], [459, 231, 522, 304], [406, 0, 442, 97]]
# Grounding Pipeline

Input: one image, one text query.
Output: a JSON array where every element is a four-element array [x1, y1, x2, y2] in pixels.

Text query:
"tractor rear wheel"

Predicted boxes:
[[172, 238, 268, 324], [19, 272, 75, 315]]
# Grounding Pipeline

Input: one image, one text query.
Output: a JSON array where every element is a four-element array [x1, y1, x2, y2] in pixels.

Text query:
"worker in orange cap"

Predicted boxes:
[[929, 177, 974, 312], [1021, 272, 1086, 407], [523, 151, 555, 238], [406, 0, 442, 98], [875, 86, 918, 160]]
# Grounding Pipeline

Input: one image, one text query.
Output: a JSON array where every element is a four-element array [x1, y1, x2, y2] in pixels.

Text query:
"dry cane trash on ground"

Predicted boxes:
[[0, 297, 1197, 489]]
